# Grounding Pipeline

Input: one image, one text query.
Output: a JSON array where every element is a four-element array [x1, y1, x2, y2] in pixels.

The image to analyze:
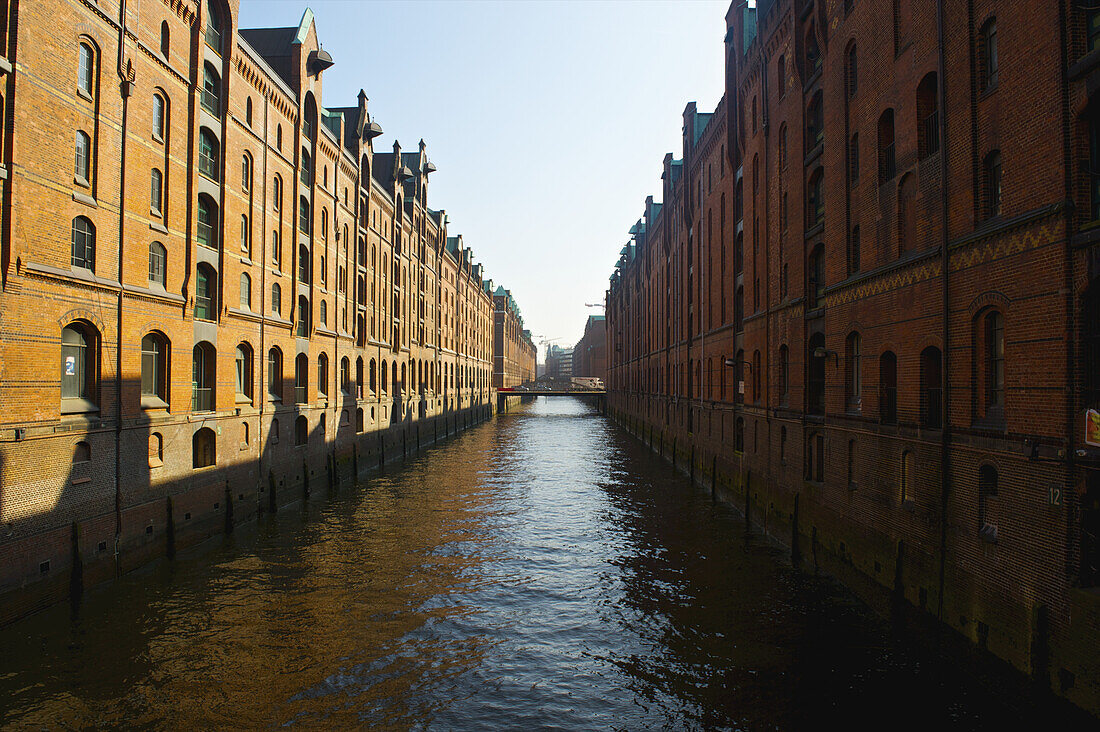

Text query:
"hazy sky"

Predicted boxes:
[[240, 0, 728, 360]]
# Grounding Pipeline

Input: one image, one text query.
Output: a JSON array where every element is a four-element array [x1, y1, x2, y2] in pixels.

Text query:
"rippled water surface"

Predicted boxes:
[[0, 399, 1070, 729]]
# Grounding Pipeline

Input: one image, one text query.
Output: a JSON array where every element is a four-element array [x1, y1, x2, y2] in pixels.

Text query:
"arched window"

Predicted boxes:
[[241, 153, 251, 192], [920, 346, 943, 428], [192, 342, 215, 411], [806, 432, 825, 482], [239, 272, 251, 309], [807, 244, 825, 309], [846, 43, 858, 99], [340, 357, 351, 393], [273, 175, 282, 211], [299, 196, 310, 233], [160, 21, 170, 58], [321, 209, 328, 240], [140, 332, 168, 403], [235, 343, 253, 400], [295, 353, 308, 404], [356, 407, 364, 433], [77, 42, 94, 96], [240, 214, 250, 254], [982, 310, 1005, 420], [897, 173, 916, 255], [276, 124, 282, 151], [848, 226, 860, 276], [846, 332, 862, 412], [71, 216, 95, 269], [271, 418, 280, 443], [300, 148, 312, 187], [879, 351, 898, 423], [917, 72, 939, 158], [978, 465, 999, 540], [295, 415, 308, 446], [151, 168, 163, 213], [198, 128, 219, 179], [61, 322, 98, 409], [201, 63, 220, 116], [148, 241, 166, 286], [297, 295, 309, 338], [205, 2, 222, 52], [806, 92, 823, 150], [370, 358, 377, 393], [807, 168, 824, 227], [245, 97, 252, 127], [193, 427, 216, 468], [151, 432, 164, 464], [153, 93, 166, 140], [983, 150, 1002, 219], [849, 133, 859, 185], [356, 357, 364, 398], [878, 109, 896, 182], [980, 18, 998, 91], [271, 282, 281, 315], [317, 353, 329, 397], [197, 193, 218, 247], [806, 24, 821, 75], [298, 244, 310, 283], [808, 332, 826, 415], [319, 299, 327, 326], [74, 131, 90, 182], [194, 264, 216, 320], [268, 347, 283, 401], [303, 93, 317, 141]]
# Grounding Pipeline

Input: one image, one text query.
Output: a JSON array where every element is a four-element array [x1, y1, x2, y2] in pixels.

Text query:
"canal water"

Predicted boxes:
[[0, 399, 1071, 729]]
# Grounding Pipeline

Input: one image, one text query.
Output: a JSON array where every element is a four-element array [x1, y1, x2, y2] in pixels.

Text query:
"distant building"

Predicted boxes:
[[572, 315, 606, 382], [492, 287, 537, 388], [545, 344, 573, 380]]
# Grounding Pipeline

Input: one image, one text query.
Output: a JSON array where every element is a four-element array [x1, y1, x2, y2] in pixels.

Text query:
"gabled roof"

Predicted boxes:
[[238, 27, 296, 87]]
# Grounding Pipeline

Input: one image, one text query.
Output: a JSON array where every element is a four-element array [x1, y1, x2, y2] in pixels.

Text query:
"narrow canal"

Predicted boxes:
[[0, 399, 1068, 728]]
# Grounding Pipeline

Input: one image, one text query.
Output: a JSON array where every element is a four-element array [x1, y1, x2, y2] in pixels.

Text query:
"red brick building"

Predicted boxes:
[[606, 0, 1100, 713], [572, 315, 606, 382], [0, 1, 509, 621], [493, 286, 537, 392]]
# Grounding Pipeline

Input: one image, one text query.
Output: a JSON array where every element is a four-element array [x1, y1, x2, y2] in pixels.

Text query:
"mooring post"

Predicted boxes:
[[166, 497, 176, 559], [791, 494, 801, 569], [69, 520, 83, 614], [224, 481, 234, 534]]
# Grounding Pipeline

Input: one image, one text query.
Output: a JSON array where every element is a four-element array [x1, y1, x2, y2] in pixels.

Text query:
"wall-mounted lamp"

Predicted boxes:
[[723, 358, 751, 371], [813, 347, 839, 368]]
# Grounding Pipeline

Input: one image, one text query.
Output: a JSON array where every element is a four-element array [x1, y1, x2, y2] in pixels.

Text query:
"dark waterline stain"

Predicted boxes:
[[0, 399, 1083, 729]]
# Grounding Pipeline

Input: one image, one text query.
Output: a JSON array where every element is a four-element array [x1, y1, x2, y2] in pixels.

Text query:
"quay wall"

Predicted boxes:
[[0, 401, 494, 627], [607, 397, 1100, 718]]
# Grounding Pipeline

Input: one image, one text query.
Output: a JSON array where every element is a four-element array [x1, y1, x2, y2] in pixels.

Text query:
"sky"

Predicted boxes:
[[239, 0, 728, 361]]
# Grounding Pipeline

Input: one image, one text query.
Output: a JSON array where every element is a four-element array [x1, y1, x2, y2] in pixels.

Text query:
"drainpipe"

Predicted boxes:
[[936, 0, 950, 621], [114, 0, 133, 567]]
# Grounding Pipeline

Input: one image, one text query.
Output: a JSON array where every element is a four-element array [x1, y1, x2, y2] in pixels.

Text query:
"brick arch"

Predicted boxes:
[[967, 290, 1010, 317], [57, 308, 105, 334]]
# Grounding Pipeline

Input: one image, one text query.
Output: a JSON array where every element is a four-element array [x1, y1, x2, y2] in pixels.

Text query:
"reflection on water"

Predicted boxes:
[[0, 399, 1069, 728]]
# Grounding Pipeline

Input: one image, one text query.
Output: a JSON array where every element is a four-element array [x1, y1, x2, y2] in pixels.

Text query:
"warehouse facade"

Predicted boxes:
[[606, 0, 1100, 713]]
